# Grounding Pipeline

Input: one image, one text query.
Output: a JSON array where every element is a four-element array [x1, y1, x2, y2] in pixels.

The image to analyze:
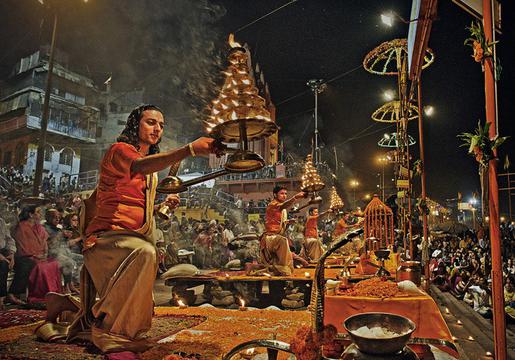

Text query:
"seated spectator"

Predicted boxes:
[[9, 206, 48, 304], [0, 214, 16, 309], [504, 276, 515, 323], [464, 277, 492, 318]]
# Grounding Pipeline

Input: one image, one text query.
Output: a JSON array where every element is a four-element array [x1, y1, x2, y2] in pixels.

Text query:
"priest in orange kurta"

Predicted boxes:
[[299, 207, 331, 261], [36, 105, 218, 353], [260, 186, 306, 275]]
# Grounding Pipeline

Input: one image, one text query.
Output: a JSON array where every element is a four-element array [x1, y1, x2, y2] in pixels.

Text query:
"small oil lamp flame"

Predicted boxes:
[[239, 298, 247, 311], [445, 307, 450, 314], [177, 299, 187, 309], [304, 271, 311, 278], [263, 272, 272, 278], [228, 33, 242, 48], [239, 347, 255, 359]]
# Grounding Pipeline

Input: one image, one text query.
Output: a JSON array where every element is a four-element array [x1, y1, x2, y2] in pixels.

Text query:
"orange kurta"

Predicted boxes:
[[333, 218, 348, 238], [304, 215, 318, 238], [85, 143, 146, 248], [265, 199, 283, 233]]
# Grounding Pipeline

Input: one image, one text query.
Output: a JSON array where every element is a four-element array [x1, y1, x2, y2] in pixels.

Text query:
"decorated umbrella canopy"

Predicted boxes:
[[371, 100, 419, 123], [378, 132, 416, 148], [431, 220, 469, 235]]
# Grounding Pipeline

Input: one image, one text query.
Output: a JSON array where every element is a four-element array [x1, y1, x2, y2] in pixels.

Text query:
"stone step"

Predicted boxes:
[[431, 285, 515, 359]]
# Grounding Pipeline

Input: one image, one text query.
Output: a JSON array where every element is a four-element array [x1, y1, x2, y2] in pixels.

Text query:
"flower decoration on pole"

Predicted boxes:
[[464, 21, 498, 64], [329, 186, 344, 211], [458, 120, 509, 168], [300, 154, 325, 193]]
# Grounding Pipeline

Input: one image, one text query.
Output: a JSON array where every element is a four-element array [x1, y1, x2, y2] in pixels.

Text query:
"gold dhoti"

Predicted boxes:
[[300, 237, 324, 261], [259, 233, 294, 275]]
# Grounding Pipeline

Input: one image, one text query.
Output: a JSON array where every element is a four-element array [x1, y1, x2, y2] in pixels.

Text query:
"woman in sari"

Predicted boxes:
[[8, 205, 61, 304]]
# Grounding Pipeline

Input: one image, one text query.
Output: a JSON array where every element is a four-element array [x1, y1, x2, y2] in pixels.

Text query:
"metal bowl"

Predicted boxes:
[[374, 249, 391, 261], [344, 312, 416, 355]]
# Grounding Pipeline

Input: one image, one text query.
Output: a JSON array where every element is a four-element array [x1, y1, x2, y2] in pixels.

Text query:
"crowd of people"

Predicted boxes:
[[428, 223, 515, 322], [0, 165, 87, 201], [0, 193, 84, 309]]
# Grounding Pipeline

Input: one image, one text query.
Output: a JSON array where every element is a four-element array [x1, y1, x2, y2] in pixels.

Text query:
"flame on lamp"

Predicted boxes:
[[228, 33, 242, 48], [246, 348, 255, 355], [240, 299, 245, 307]]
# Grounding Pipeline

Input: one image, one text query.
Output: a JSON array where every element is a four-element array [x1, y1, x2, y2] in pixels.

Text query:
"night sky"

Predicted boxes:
[[0, 0, 513, 212]]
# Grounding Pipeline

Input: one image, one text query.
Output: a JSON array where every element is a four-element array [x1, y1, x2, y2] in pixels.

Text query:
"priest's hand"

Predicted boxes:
[[164, 194, 181, 210], [189, 137, 219, 157]]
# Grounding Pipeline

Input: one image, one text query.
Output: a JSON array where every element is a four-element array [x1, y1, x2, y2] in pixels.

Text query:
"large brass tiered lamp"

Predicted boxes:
[[157, 35, 277, 194]]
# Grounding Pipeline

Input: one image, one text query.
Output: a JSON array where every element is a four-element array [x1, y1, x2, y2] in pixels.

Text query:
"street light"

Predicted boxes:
[[307, 79, 326, 166], [377, 155, 388, 201], [383, 90, 395, 101], [350, 180, 359, 209], [380, 11, 428, 26], [424, 105, 434, 116]]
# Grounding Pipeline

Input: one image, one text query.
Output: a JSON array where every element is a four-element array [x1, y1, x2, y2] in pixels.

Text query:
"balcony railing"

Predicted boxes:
[[27, 115, 96, 142]]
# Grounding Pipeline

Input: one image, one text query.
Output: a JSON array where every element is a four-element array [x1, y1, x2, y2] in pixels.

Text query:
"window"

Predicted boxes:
[[44, 144, 54, 162], [59, 148, 74, 166], [3, 151, 12, 167], [14, 142, 25, 166]]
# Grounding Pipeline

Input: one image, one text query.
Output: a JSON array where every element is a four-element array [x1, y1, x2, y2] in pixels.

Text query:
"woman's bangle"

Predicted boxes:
[[188, 143, 196, 157]]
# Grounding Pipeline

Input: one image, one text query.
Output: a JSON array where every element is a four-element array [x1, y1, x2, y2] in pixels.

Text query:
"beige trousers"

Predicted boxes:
[[76, 232, 157, 353], [300, 237, 324, 261], [259, 233, 294, 275]]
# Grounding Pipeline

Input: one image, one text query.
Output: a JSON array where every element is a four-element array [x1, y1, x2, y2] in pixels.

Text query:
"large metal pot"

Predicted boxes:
[[396, 261, 422, 286]]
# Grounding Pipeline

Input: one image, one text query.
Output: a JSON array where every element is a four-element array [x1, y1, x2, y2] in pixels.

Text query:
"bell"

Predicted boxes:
[[157, 204, 173, 220]]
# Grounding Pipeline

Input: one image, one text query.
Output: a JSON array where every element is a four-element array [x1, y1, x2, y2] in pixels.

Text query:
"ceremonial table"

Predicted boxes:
[[164, 267, 368, 308], [323, 291, 458, 357]]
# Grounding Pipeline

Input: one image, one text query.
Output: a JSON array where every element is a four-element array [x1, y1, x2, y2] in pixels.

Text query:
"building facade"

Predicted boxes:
[[0, 47, 100, 190]]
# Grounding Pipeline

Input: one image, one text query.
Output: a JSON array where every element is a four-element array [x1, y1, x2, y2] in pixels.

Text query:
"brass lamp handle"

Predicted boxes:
[[168, 161, 181, 176]]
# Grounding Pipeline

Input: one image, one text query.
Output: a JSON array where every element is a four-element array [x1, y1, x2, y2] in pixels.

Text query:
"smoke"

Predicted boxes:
[[58, 0, 227, 142]]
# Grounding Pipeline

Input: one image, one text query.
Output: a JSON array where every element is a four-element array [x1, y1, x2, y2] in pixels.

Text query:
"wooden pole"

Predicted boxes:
[[417, 80, 430, 291], [483, 0, 506, 358], [33, 12, 58, 195]]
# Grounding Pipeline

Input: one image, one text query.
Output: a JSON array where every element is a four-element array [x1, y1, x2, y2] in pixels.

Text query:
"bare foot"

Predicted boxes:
[[69, 283, 80, 294], [45, 292, 79, 323], [6, 294, 26, 305]]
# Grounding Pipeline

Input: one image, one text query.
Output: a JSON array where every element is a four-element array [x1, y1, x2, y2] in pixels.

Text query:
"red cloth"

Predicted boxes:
[[27, 259, 62, 303], [304, 215, 318, 238], [265, 199, 282, 233], [85, 143, 146, 244], [14, 221, 48, 257]]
